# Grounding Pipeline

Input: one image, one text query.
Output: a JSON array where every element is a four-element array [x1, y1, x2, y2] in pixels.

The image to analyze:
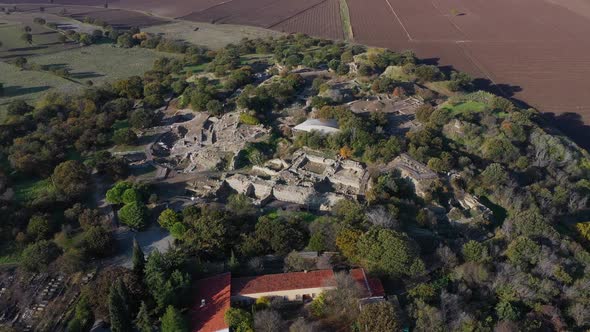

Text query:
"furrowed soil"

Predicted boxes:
[[271, 0, 343, 40]]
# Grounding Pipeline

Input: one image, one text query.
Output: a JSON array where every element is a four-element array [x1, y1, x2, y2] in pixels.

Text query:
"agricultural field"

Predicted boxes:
[[4, 0, 590, 149], [272, 0, 343, 40]]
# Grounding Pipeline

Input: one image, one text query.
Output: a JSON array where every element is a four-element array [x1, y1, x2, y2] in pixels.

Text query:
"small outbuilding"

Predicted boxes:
[[293, 119, 340, 134]]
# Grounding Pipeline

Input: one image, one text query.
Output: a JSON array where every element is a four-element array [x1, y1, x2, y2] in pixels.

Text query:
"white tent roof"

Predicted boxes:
[[293, 118, 340, 134]]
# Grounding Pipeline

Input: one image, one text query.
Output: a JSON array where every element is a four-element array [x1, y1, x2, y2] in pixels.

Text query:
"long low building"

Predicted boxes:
[[191, 269, 384, 332]]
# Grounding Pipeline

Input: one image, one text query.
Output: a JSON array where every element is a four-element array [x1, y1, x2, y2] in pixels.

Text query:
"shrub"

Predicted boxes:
[[21, 240, 61, 272], [239, 113, 260, 125]]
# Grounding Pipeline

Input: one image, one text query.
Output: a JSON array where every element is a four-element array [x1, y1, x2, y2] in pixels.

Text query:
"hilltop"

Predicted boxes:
[[0, 22, 589, 332]]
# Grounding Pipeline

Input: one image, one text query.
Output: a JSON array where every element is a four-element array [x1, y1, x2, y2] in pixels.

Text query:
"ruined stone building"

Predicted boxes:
[[190, 150, 371, 210]]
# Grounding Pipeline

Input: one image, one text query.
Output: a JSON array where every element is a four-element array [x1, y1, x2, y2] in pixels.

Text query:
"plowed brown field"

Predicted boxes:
[[271, 0, 343, 40], [5, 0, 590, 147]]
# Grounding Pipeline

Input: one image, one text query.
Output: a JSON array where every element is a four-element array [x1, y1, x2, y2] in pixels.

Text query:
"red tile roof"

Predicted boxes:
[[191, 273, 231, 332], [350, 268, 385, 297], [231, 268, 384, 298], [231, 269, 335, 295]]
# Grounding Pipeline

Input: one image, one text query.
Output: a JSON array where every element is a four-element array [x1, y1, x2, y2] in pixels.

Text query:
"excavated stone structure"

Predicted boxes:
[[388, 153, 438, 197], [196, 150, 372, 210], [155, 112, 270, 172]]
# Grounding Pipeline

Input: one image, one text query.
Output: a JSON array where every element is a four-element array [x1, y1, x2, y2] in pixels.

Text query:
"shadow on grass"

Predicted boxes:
[[71, 71, 104, 79], [36, 30, 58, 36], [7, 45, 47, 52], [0, 53, 36, 60], [2, 85, 52, 97]]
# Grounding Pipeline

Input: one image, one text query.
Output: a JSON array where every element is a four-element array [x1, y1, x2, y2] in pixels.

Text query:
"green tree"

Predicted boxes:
[[21, 240, 61, 272], [130, 108, 155, 129], [506, 236, 540, 269], [336, 229, 362, 260], [6, 99, 33, 115], [227, 194, 256, 216], [113, 128, 137, 145], [461, 240, 489, 264], [308, 231, 327, 252], [332, 200, 365, 227], [109, 279, 132, 332], [496, 301, 520, 321], [158, 209, 180, 229], [144, 251, 191, 311], [67, 296, 94, 332], [52, 160, 90, 199], [135, 301, 152, 332], [118, 201, 147, 229], [255, 216, 306, 255], [106, 181, 133, 204], [81, 226, 114, 257], [357, 227, 424, 278], [356, 301, 400, 332], [26, 214, 52, 241], [132, 238, 145, 276], [161, 306, 187, 332], [206, 99, 223, 115], [481, 163, 509, 188], [122, 188, 142, 204], [224, 307, 253, 332], [14, 56, 27, 69], [21, 32, 32, 44], [182, 206, 231, 254]]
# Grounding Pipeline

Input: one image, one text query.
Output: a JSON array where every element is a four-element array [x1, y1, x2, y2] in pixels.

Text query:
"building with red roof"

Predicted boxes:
[[191, 273, 231, 332], [191, 269, 384, 331], [231, 268, 384, 302]]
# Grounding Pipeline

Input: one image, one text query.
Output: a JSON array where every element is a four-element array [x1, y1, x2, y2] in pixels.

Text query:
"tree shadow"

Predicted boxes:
[[417, 56, 590, 150], [71, 71, 104, 79], [42, 63, 69, 70], [36, 31, 57, 36], [7, 46, 47, 52], [0, 53, 36, 60], [2, 85, 52, 97], [542, 112, 590, 150]]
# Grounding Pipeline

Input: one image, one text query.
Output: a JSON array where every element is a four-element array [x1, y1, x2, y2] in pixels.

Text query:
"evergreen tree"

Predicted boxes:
[[228, 249, 239, 272], [161, 306, 187, 332], [132, 238, 145, 276], [109, 279, 132, 332], [135, 301, 152, 332]]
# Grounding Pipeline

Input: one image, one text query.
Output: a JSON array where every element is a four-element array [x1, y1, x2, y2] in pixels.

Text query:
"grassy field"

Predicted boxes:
[[143, 21, 282, 50], [441, 100, 488, 115], [0, 11, 95, 59], [382, 65, 413, 82], [1, 44, 179, 115], [339, 0, 354, 41]]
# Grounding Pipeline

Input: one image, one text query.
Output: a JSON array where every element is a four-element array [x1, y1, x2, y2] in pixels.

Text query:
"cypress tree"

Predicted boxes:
[[108, 279, 132, 332], [161, 305, 187, 332], [132, 238, 145, 276], [135, 301, 152, 332]]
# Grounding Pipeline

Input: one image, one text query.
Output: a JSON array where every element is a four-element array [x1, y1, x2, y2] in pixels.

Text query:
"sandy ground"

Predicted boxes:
[[107, 223, 174, 268]]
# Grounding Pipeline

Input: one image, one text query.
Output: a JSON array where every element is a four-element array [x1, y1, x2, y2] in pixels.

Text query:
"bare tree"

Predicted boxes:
[[366, 206, 397, 229], [289, 317, 319, 332], [254, 310, 285, 332], [436, 245, 458, 269], [248, 257, 264, 274], [324, 272, 362, 319], [568, 303, 590, 327]]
